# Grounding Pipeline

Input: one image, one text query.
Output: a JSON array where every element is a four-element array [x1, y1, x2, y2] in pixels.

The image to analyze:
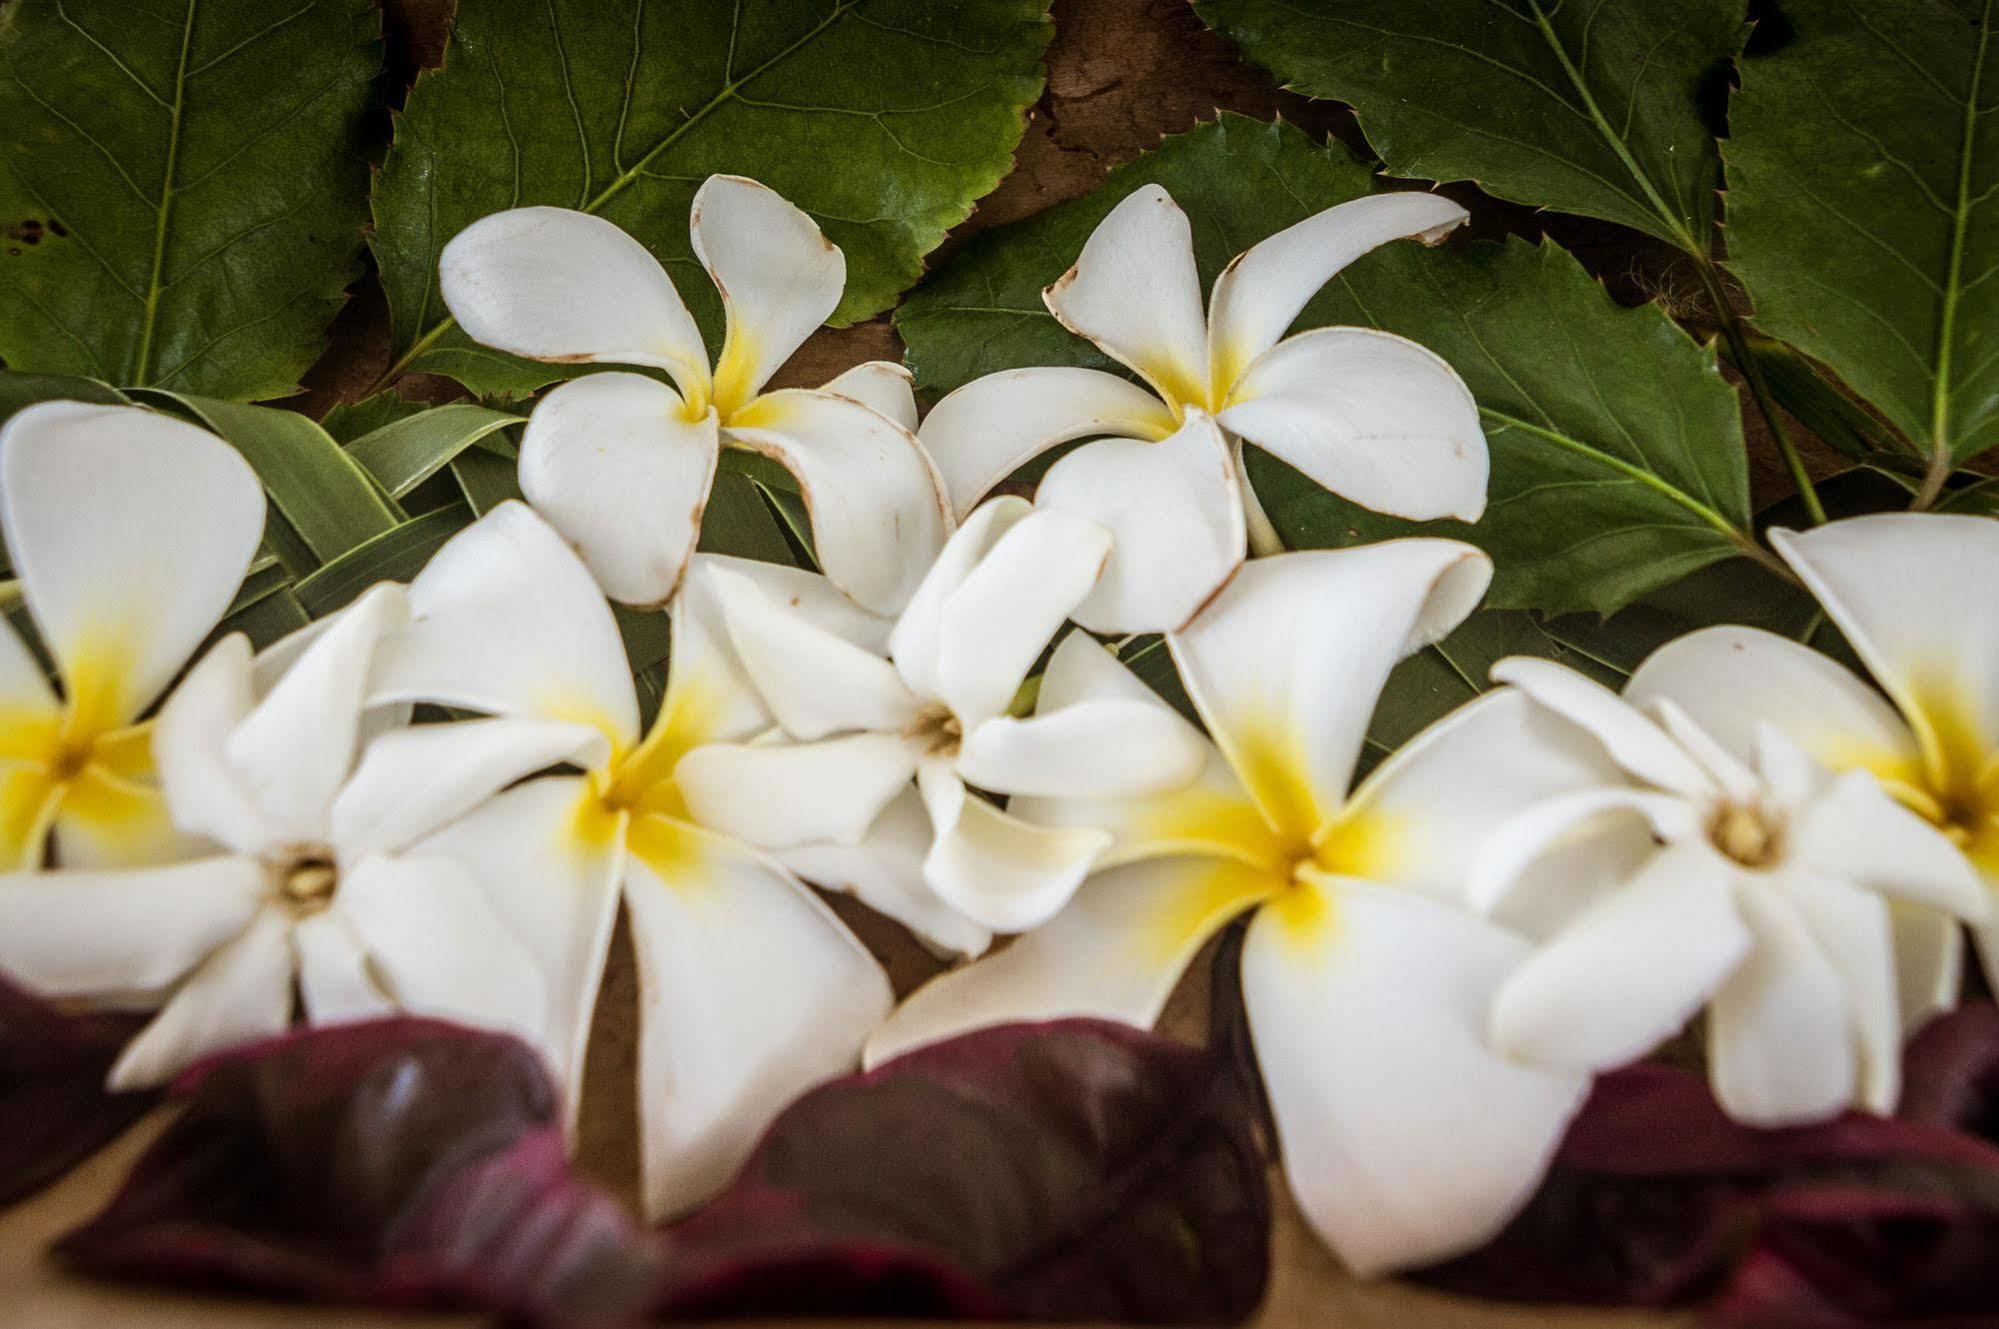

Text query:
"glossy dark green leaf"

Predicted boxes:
[[344, 403, 521, 498], [0, 0, 381, 400], [901, 117, 1755, 616], [1192, 0, 1745, 249], [371, 0, 1053, 397], [320, 391, 430, 444], [133, 391, 401, 566], [1726, 0, 1999, 479]]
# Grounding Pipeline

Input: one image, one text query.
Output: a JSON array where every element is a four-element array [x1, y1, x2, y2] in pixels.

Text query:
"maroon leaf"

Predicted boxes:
[[0, 974, 156, 1208], [57, 1017, 659, 1327], [1422, 1004, 1999, 1324], [660, 1018, 1270, 1323]]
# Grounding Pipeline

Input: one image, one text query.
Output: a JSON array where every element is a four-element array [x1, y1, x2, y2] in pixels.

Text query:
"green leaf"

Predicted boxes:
[[0, 0, 381, 400], [321, 391, 431, 443], [291, 506, 471, 617], [344, 402, 522, 498], [449, 448, 524, 516], [1725, 0, 1999, 473], [1363, 610, 1622, 771], [898, 116, 1755, 616], [133, 391, 402, 564], [0, 370, 126, 426], [697, 470, 800, 567], [1191, 0, 1745, 250], [371, 0, 1053, 397]]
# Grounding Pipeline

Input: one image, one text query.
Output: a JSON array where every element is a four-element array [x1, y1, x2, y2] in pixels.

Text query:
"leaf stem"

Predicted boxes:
[[1693, 258, 1827, 526]]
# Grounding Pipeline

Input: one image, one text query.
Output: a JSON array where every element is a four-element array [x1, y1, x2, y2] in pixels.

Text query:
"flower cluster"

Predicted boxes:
[[1, 175, 1991, 1282]]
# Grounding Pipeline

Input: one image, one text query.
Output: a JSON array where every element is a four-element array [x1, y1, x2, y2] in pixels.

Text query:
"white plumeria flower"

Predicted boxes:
[[675, 496, 1208, 939], [1482, 655, 1988, 1128], [917, 184, 1487, 634], [867, 541, 1616, 1276], [1618, 513, 1999, 1033], [366, 502, 893, 1220], [0, 585, 588, 1089], [0, 402, 263, 871], [439, 176, 950, 613]]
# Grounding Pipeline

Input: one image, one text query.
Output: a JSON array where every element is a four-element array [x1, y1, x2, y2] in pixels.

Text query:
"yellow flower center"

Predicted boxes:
[[270, 845, 339, 915], [904, 704, 963, 759], [1709, 801, 1786, 869]]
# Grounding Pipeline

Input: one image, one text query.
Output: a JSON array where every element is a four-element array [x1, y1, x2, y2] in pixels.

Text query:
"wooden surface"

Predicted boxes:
[[3, 0, 1776, 1323]]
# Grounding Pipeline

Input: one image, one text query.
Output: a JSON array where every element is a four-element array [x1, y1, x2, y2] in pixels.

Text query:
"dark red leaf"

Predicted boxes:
[[1422, 1005, 1999, 1325], [57, 1017, 659, 1327], [660, 1018, 1270, 1323], [0, 974, 156, 1208]]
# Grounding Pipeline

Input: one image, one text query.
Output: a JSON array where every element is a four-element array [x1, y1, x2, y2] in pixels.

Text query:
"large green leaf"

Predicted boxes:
[[1191, 0, 1745, 250], [1726, 0, 1999, 477], [372, 0, 1052, 397], [898, 116, 1755, 616], [0, 0, 381, 399]]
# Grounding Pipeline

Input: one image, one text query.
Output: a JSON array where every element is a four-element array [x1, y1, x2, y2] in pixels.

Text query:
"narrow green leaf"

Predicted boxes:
[[1192, 0, 1745, 249], [0, 370, 126, 425], [211, 557, 310, 650], [450, 448, 524, 516], [371, 0, 1053, 397], [0, 0, 381, 399], [1726, 0, 1999, 472], [321, 391, 431, 443], [1747, 337, 1909, 462], [345, 403, 522, 498], [616, 605, 672, 677], [898, 116, 1754, 616], [697, 470, 800, 567], [291, 506, 471, 617], [134, 391, 402, 564]]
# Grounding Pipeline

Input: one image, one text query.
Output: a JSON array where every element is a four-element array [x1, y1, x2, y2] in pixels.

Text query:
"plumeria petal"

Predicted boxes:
[[1170, 541, 1491, 842], [723, 389, 950, 615], [1342, 688, 1634, 909], [150, 636, 272, 856], [47, 765, 189, 870], [372, 502, 641, 752], [1, 402, 263, 729], [439, 206, 711, 398], [0, 619, 57, 724], [1708, 882, 1856, 1126], [1217, 327, 1487, 522], [1490, 841, 1751, 1074], [699, 560, 918, 740], [620, 813, 890, 1219], [416, 778, 621, 1116], [291, 910, 394, 1026], [107, 905, 294, 1091], [518, 371, 721, 608], [1466, 786, 1700, 917], [955, 698, 1207, 800], [334, 852, 547, 1044], [1893, 902, 1964, 1033], [1206, 191, 1468, 390], [1771, 868, 1900, 1115], [1771, 515, 1999, 796], [1625, 626, 1925, 790], [676, 734, 919, 849], [0, 764, 61, 872], [917, 761, 1111, 933], [1492, 658, 1717, 800], [328, 717, 607, 860], [888, 497, 1031, 705], [916, 367, 1179, 516], [1789, 770, 1989, 919], [1043, 184, 1212, 409], [776, 788, 992, 958], [691, 552, 894, 653], [691, 175, 845, 412], [0, 855, 267, 995], [933, 507, 1111, 729], [866, 853, 1276, 1068], [226, 585, 407, 845], [1244, 875, 1587, 1276], [1037, 411, 1245, 634], [820, 360, 918, 432], [1007, 633, 1284, 870]]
